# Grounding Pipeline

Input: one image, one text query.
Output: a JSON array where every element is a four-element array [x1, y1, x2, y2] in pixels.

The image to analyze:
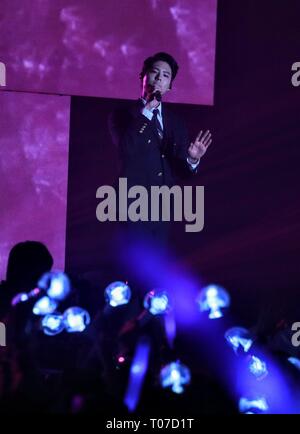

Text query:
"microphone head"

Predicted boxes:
[[154, 90, 162, 102]]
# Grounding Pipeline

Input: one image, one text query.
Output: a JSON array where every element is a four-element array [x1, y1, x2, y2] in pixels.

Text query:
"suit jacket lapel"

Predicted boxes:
[[161, 106, 174, 153], [131, 99, 171, 145]]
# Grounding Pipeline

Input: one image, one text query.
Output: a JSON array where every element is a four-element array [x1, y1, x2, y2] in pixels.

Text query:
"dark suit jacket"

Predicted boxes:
[[108, 99, 198, 245], [109, 99, 197, 190]]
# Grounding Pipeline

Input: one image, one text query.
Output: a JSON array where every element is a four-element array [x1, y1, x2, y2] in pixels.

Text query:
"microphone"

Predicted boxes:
[[153, 90, 162, 102]]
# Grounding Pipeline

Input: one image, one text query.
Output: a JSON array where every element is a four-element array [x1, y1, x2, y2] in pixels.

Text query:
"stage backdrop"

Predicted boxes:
[[0, 0, 217, 280], [0, 92, 70, 276], [0, 0, 217, 105]]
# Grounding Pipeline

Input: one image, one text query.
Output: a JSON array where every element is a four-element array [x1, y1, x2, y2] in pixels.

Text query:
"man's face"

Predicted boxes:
[[142, 60, 172, 98]]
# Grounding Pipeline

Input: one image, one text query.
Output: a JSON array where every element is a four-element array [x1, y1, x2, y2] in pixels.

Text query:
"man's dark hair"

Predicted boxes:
[[139, 52, 179, 88]]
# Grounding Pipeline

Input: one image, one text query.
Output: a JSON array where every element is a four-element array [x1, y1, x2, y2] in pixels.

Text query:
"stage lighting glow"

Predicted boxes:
[[164, 312, 177, 348], [248, 355, 268, 380], [105, 281, 131, 307], [41, 314, 65, 336], [28, 287, 42, 297], [160, 361, 191, 394], [33, 296, 58, 316], [63, 307, 91, 332], [11, 292, 29, 306], [196, 284, 230, 319], [143, 290, 170, 315], [224, 327, 253, 354], [239, 396, 269, 413], [124, 337, 151, 412], [288, 357, 300, 370], [38, 271, 71, 301]]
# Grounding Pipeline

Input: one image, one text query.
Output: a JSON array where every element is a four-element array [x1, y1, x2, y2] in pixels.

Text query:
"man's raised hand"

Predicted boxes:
[[188, 130, 212, 162]]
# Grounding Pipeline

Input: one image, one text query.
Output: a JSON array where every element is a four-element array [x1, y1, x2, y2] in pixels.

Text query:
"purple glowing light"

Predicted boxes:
[[124, 337, 151, 412]]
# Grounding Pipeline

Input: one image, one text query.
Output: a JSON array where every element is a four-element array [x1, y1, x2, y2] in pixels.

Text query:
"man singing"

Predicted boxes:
[[109, 52, 212, 244]]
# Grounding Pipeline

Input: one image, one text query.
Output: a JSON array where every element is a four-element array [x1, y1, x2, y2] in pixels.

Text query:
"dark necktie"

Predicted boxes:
[[152, 108, 163, 140]]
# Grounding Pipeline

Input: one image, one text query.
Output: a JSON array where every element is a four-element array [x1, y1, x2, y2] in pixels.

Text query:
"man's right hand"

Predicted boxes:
[[145, 91, 160, 111]]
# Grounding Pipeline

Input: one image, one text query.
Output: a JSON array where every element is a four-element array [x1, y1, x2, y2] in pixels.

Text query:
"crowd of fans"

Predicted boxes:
[[0, 241, 299, 415]]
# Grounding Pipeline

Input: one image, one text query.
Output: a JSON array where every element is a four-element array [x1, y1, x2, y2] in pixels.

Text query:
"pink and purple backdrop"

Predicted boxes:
[[0, 92, 70, 278], [0, 0, 217, 279], [0, 0, 217, 105]]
